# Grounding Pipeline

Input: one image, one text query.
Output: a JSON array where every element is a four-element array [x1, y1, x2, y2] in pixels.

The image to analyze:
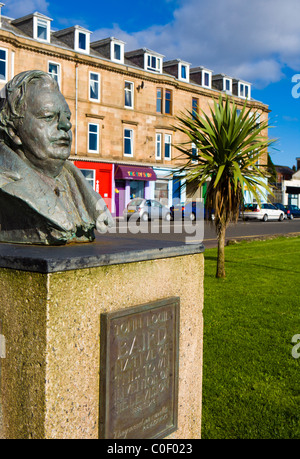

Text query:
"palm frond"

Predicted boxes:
[[174, 94, 276, 226]]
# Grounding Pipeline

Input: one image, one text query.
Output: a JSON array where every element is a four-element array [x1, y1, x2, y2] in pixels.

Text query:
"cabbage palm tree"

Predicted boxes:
[[174, 95, 275, 278]]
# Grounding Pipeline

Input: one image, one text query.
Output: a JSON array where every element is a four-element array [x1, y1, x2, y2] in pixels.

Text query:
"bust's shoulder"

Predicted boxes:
[[0, 143, 22, 187]]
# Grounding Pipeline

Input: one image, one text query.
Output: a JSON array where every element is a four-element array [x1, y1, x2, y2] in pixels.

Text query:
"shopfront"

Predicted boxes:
[[284, 184, 300, 206], [73, 160, 113, 212], [114, 165, 157, 216], [153, 166, 189, 208]]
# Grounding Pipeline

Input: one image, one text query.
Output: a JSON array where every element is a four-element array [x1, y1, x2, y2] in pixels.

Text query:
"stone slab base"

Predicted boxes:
[[0, 243, 204, 439]]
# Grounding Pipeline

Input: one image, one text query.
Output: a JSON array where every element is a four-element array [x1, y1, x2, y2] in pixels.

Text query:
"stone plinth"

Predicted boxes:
[[0, 236, 204, 439]]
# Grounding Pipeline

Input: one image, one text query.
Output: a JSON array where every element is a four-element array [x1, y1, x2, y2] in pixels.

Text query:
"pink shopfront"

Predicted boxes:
[[114, 165, 157, 217]]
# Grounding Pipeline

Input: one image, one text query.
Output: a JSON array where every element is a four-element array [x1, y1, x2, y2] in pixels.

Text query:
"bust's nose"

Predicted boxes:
[[58, 112, 72, 131]]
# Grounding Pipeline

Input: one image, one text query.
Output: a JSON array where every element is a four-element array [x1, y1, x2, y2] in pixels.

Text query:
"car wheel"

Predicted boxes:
[[165, 213, 171, 221], [279, 213, 284, 221], [189, 212, 196, 221], [262, 214, 268, 222], [141, 213, 149, 222]]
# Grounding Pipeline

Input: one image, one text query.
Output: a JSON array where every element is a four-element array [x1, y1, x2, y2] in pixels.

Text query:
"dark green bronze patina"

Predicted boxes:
[[0, 70, 113, 245], [99, 297, 180, 439]]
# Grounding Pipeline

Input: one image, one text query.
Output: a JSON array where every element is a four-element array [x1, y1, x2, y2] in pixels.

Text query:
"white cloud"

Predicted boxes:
[[92, 0, 300, 87], [4, 0, 49, 18]]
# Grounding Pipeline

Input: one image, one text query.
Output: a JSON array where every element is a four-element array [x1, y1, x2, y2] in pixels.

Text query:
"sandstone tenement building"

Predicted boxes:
[[0, 6, 269, 215]]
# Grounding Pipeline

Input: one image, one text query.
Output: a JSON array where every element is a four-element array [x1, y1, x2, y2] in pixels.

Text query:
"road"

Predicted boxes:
[[100, 217, 300, 249]]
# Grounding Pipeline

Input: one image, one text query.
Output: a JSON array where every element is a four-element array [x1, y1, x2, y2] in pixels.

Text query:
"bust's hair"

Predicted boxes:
[[0, 70, 59, 144]]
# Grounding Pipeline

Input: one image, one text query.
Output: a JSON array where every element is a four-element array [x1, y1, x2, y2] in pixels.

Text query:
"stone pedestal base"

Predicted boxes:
[[0, 238, 204, 439]]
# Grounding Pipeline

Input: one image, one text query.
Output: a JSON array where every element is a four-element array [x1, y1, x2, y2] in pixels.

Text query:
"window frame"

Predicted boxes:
[[89, 71, 100, 102], [192, 97, 199, 119], [124, 128, 134, 157], [155, 133, 162, 160], [145, 53, 162, 73], [33, 16, 51, 42], [164, 134, 172, 160], [239, 82, 251, 99], [0, 47, 8, 83], [179, 63, 189, 82], [202, 71, 211, 88], [191, 142, 198, 163], [111, 40, 124, 64], [75, 28, 90, 54], [224, 78, 232, 93], [48, 61, 61, 87], [88, 123, 100, 154], [164, 89, 172, 115], [80, 168, 96, 190], [156, 88, 173, 115], [156, 88, 163, 114], [124, 80, 134, 109]]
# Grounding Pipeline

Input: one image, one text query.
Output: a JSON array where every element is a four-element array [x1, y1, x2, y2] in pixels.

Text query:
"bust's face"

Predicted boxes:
[[16, 77, 72, 176]]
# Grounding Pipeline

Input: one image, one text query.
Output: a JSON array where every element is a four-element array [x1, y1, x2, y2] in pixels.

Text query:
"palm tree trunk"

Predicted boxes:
[[216, 224, 226, 278]]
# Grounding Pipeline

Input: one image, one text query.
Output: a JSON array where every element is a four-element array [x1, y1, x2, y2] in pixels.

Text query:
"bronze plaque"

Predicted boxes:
[[99, 297, 180, 439]]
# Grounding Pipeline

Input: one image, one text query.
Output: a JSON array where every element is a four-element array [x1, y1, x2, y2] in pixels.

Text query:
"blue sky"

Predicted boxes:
[[4, 0, 300, 168]]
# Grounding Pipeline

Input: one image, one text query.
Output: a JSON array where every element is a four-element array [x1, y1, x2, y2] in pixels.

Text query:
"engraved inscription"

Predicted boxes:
[[100, 298, 179, 439]]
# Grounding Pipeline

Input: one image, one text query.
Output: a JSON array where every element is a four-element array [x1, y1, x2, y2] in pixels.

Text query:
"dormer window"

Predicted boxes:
[[181, 64, 187, 80], [179, 62, 190, 82], [12, 12, 52, 43], [90, 37, 125, 64], [111, 39, 125, 63], [114, 43, 121, 60], [53, 25, 91, 54], [78, 32, 86, 50], [225, 78, 231, 92], [163, 59, 190, 82], [145, 52, 163, 73], [75, 27, 90, 54], [33, 13, 52, 42], [190, 67, 213, 89], [125, 48, 164, 73], [202, 70, 211, 88], [239, 82, 251, 99], [35, 18, 48, 41]]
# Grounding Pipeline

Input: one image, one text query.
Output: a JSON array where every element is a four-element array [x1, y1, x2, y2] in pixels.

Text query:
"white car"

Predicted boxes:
[[241, 203, 284, 222]]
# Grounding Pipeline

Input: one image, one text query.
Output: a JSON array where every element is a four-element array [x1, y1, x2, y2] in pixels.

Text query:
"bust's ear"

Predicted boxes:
[[8, 126, 22, 146]]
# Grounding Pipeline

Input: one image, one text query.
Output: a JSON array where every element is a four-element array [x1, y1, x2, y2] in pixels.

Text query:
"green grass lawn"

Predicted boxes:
[[202, 236, 300, 439]]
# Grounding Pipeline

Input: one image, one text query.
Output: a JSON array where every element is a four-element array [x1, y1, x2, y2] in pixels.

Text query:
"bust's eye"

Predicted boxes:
[[43, 113, 56, 121]]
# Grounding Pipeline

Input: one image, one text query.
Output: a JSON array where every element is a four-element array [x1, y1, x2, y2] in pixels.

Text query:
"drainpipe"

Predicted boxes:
[[75, 62, 78, 155]]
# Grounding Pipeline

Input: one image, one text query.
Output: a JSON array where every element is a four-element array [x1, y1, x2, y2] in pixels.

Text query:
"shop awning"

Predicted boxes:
[[114, 165, 157, 181], [286, 186, 300, 195]]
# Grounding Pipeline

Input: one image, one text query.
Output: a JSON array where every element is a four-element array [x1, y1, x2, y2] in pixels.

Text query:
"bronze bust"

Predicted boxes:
[[0, 70, 113, 245]]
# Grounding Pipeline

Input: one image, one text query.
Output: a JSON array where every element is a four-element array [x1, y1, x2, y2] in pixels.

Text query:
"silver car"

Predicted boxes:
[[124, 198, 172, 221], [241, 203, 284, 222]]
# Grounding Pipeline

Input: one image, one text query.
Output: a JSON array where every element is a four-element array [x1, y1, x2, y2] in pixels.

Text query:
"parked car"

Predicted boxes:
[[273, 203, 289, 219], [285, 204, 300, 219], [241, 203, 284, 221], [123, 198, 172, 221], [170, 201, 215, 221]]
